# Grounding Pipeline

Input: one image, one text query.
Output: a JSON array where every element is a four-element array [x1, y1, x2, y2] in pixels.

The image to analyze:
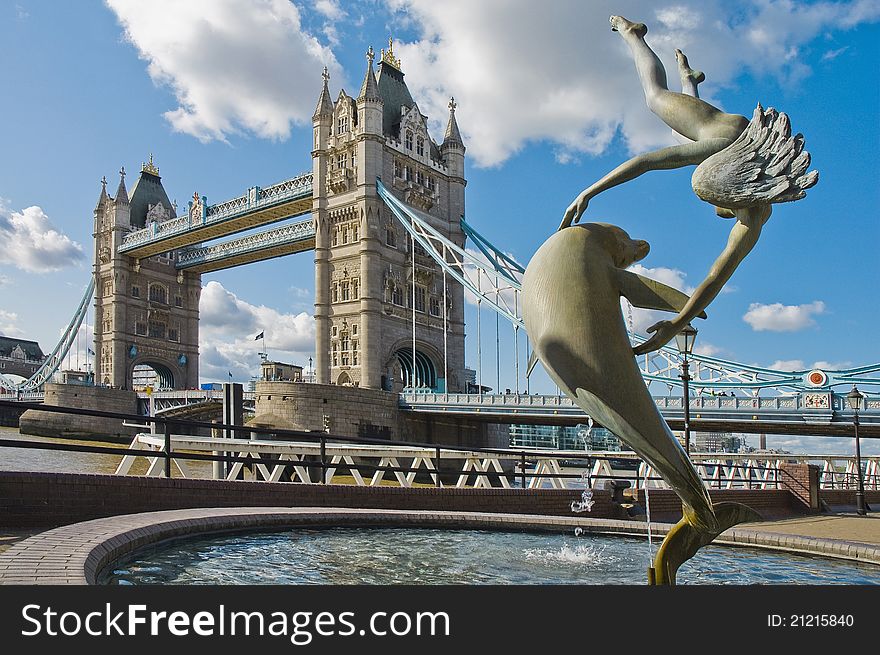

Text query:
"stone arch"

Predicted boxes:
[[385, 338, 444, 391], [336, 371, 353, 386], [129, 359, 178, 390]]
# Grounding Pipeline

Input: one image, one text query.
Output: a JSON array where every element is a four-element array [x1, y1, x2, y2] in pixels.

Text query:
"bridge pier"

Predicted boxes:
[[251, 381, 506, 449], [19, 383, 139, 442]]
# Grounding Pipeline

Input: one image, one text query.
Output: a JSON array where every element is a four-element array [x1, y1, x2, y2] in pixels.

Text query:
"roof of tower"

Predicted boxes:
[[129, 158, 176, 229], [313, 66, 334, 119], [442, 97, 464, 148], [375, 38, 415, 137], [358, 46, 381, 102], [114, 167, 129, 205], [95, 175, 109, 210]]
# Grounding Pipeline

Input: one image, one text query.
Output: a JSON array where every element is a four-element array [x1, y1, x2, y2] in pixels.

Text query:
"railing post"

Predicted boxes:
[[435, 446, 441, 488], [520, 452, 526, 490], [164, 420, 172, 479], [320, 436, 326, 484]]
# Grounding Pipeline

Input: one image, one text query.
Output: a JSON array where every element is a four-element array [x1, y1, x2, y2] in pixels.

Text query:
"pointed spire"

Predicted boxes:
[[358, 46, 380, 102], [95, 175, 108, 209], [115, 166, 129, 205], [443, 97, 464, 147], [313, 66, 334, 119]]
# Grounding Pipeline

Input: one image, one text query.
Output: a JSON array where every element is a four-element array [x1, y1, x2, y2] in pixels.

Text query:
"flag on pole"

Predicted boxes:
[[88, 348, 96, 356], [255, 331, 264, 340], [228, 371, 233, 379]]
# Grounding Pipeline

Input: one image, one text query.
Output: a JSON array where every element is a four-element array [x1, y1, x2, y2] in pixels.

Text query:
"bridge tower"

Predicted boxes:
[[312, 42, 467, 392], [92, 159, 200, 389]]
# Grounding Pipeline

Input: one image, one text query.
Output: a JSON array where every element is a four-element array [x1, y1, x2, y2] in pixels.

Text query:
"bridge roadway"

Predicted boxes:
[[5, 389, 877, 437], [117, 173, 313, 260]]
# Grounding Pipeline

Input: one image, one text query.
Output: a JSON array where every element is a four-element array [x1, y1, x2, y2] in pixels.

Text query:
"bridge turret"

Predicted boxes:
[[441, 98, 466, 224], [312, 66, 334, 384], [357, 46, 383, 137]]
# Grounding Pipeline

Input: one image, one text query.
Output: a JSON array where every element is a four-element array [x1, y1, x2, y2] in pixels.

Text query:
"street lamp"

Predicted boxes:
[[674, 324, 698, 455], [846, 385, 869, 516]]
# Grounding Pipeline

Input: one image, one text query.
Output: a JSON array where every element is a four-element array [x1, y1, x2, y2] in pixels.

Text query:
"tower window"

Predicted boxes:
[[392, 286, 403, 306], [174, 295, 182, 307], [394, 160, 402, 178], [430, 296, 441, 316], [337, 116, 348, 134], [168, 328, 179, 342], [340, 281, 350, 301], [148, 321, 166, 339], [415, 287, 426, 313], [131, 285, 140, 298], [416, 137, 424, 156], [405, 130, 413, 150], [148, 284, 167, 304]]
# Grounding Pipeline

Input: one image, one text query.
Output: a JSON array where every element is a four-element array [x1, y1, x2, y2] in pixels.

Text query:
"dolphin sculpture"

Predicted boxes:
[[522, 222, 760, 584]]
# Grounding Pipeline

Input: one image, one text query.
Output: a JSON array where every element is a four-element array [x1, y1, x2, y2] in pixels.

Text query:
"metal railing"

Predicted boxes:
[[0, 399, 805, 493]]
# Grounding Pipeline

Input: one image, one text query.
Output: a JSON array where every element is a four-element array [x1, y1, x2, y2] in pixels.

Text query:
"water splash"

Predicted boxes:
[[570, 470, 595, 513], [524, 543, 613, 566]]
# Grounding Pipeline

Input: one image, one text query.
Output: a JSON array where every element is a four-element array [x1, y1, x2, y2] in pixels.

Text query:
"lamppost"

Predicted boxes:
[[846, 385, 869, 516], [308, 356, 313, 382], [674, 324, 698, 455]]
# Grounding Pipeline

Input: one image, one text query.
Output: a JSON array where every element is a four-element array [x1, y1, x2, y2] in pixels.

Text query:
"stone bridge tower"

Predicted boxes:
[[312, 42, 467, 392], [92, 158, 200, 390]]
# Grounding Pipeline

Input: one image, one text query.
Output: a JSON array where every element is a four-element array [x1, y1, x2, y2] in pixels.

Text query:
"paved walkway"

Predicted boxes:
[[0, 507, 878, 584]]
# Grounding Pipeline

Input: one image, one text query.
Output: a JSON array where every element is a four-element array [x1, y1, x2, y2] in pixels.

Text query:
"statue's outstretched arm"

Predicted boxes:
[[560, 137, 732, 231], [632, 204, 771, 356]]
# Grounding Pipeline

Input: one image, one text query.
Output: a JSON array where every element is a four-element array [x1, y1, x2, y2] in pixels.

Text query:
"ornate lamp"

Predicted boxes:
[[846, 385, 868, 515], [674, 324, 698, 454]]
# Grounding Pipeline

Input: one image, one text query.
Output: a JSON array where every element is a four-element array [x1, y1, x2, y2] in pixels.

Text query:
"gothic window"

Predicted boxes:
[[427, 176, 436, 191], [332, 326, 338, 337], [136, 321, 147, 336], [341, 352, 350, 366], [417, 170, 424, 185], [392, 285, 403, 306], [353, 224, 359, 241], [416, 137, 424, 156], [340, 281, 350, 301], [131, 285, 140, 298], [351, 153, 357, 169], [386, 227, 396, 247], [148, 284, 168, 304], [341, 337, 350, 352], [102, 280, 113, 297], [148, 321, 166, 339], [352, 324, 358, 336], [332, 229, 338, 246], [415, 287, 426, 313], [332, 283, 338, 303], [343, 226, 350, 243], [174, 295, 182, 307], [405, 166, 412, 181], [336, 152, 347, 169], [353, 350, 358, 366], [405, 130, 413, 150], [337, 115, 348, 134], [430, 296, 441, 316], [394, 160, 402, 178], [352, 279, 359, 298], [168, 328, 179, 342]]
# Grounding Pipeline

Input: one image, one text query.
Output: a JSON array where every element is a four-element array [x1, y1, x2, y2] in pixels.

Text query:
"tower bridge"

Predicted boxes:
[[3, 39, 879, 443]]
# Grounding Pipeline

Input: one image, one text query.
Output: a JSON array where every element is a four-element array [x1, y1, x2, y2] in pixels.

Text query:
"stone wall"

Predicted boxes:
[[252, 381, 507, 448], [19, 383, 138, 442]]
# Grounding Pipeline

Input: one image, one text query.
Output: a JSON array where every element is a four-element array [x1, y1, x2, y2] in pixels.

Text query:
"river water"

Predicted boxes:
[[0, 425, 212, 477]]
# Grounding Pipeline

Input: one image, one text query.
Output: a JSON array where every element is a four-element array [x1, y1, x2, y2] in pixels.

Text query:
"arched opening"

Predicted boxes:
[[132, 362, 174, 390], [395, 348, 437, 391], [336, 371, 353, 386]]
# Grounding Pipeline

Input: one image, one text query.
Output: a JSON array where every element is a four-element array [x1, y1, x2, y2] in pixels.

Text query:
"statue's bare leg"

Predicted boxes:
[[560, 137, 732, 229], [675, 49, 704, 98]]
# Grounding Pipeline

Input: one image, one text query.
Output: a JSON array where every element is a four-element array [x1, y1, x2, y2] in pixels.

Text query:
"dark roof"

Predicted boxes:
[[376, 60, 415, 138], [0, 336, 44, 360], [129, 170, 176, 229]]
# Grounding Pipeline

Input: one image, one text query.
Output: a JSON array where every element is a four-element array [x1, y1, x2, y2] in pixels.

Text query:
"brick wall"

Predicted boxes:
[[625, 487, 799, 523], [0, 470, 619, 528], [779, 462, 820, 510]]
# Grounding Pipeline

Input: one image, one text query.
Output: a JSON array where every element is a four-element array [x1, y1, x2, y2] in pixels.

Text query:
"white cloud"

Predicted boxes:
[[693, 342, 722, 357], [0, 310, 24, 337], [314, 0, 345, 20], [106, 0, 341, 142], [768, 358, 852, 372], [0, 274, 10, 287], [384, 0, 880, 166], [0, 201, 85, 273], [624, 263, 692, 335], [743, 300, 826, 332], [198, 281, 315, 382]]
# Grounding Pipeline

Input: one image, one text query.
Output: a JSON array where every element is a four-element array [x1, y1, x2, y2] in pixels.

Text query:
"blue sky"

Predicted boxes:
[[1, 1, 878, 452]]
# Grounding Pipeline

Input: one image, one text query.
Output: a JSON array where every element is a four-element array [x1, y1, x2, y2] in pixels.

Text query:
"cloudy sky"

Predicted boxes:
[[0, 1, 878, 452]]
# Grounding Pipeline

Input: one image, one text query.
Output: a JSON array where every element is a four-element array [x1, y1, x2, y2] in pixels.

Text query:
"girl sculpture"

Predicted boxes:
[[560, 16, 818, 355]]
